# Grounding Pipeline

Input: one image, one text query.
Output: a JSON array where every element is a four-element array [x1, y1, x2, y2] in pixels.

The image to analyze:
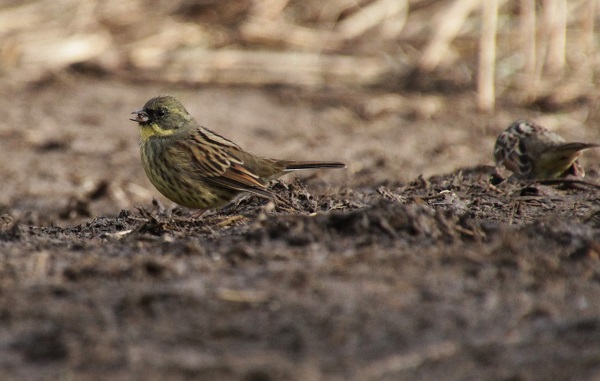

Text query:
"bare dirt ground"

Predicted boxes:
[[2, 75, 600, 381]]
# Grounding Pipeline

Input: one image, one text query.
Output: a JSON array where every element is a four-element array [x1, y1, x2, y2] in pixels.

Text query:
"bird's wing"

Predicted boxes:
[[553, 142, 600, 153], [204, 156, 274, 199], [168, 133, 273, 199]]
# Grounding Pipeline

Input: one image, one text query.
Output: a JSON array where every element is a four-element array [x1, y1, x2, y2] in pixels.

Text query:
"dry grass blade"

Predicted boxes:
[[129, 49, 389, 87], [520, 0, 538, 98], [0, 0, 80, 33], [542, 0, 567, 74], [581, 0, 596, 59], [217, 288, 269, 303], [353, 341, 458, 380], [335, 0, 409, 40], [418, 0, 480, 71], [249, 0, 291, 19], [477, 0, 499, 112], [19, 32, 111, 69], [239, 18, 341, 51]]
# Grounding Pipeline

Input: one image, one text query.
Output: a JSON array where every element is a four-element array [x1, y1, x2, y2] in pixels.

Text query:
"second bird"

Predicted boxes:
[[494, 119, 599, 180], [131, 95, 346, 210]]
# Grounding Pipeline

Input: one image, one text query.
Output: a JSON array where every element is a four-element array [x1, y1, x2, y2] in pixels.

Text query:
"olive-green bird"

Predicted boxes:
[[131, 95, 346, 209], [494, 119, 599, 180]]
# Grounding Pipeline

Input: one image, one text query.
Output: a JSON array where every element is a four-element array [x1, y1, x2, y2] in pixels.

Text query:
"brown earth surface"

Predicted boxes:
[[1, 76, 600, 380]]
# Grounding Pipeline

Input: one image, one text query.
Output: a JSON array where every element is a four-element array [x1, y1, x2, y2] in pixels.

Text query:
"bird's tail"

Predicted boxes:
[[555, 142, 600, 153], [283, 161, 347, 171]]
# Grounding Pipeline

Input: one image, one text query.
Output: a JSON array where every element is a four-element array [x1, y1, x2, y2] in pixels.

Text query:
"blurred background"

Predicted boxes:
[[1, 0, 597, 104], [1, 0, 599, 223]]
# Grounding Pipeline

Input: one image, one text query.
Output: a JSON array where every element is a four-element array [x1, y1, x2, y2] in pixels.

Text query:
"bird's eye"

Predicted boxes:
[[156, 109, 166, 117]]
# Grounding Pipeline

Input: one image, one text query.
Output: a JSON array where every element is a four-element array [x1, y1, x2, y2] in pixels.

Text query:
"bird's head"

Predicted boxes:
[[131, 95, 193, 140]]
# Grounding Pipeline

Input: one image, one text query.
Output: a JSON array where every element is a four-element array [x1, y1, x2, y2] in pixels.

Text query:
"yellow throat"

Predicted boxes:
[[139, 123, 175, 142]]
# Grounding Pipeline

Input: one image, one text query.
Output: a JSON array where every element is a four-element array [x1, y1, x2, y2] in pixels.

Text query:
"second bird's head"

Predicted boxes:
[[131, 95, 193, 139]]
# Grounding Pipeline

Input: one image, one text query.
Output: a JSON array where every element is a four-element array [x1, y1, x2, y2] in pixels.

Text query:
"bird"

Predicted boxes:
[[494, 119, 599, 180], [130, 95, 346, 210]]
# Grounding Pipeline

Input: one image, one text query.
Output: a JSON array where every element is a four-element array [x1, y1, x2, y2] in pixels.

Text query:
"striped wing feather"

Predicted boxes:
[[175, 129, 274, 199]]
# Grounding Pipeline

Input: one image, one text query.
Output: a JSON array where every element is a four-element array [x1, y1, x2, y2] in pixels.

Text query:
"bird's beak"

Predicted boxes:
[[130, 109, 149, 123]]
